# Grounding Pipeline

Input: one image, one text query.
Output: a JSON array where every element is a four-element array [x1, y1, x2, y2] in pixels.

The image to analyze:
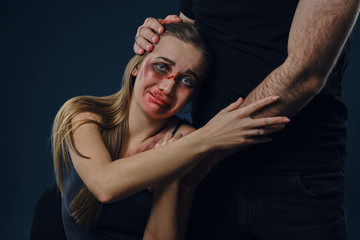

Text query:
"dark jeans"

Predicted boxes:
[[186, 165, 346, 240]]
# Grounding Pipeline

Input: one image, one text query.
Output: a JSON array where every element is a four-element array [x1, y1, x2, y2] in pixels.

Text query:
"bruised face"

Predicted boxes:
[[131, 35, 207, 119]]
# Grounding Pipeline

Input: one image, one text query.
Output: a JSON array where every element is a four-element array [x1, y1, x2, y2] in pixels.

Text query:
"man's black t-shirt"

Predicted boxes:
[[180, 0, 348, 174]]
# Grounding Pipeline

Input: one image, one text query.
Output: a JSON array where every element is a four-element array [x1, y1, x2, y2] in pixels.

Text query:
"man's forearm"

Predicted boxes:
[[243, 0, 360, 118]]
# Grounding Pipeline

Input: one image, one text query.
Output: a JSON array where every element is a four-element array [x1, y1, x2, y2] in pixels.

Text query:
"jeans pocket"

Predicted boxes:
[[294, 172, 345, 199]]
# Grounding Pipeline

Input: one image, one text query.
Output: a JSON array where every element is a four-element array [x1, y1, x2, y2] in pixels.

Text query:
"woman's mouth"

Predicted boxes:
[[148, 91, 171, 106]]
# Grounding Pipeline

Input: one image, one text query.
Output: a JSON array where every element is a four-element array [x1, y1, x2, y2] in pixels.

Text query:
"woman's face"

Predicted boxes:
[[131, 35, 207, 119]]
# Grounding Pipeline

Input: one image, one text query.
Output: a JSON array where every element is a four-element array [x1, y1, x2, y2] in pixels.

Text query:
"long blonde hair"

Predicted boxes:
[[52, 22, 210, 228]]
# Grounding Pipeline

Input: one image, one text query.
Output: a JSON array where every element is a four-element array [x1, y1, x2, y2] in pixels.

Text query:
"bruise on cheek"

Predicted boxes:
[[141, 58, 152, 76], [143, 58, 164, 79]]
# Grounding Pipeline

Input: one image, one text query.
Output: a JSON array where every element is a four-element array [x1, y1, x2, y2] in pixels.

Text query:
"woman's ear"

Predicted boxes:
[[131, 66, 138, 77]]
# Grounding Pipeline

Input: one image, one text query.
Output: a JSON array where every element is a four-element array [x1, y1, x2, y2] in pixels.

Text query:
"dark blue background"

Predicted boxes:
[[1, 1, 359, 239]]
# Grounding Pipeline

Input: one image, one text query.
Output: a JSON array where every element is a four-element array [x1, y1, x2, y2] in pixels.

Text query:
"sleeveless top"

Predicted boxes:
[[61, 119, 185, 240]]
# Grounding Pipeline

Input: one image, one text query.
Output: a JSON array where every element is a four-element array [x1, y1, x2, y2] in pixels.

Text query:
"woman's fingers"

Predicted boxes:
[[222, 97, 243, 112], [246, 137, 273, 145], [169, 132, 183, 143], [252, 124, 286, 136], [247, 116, 290, 128], [155, 132, 183, 148], [240, 95, 280, 116], [163, 133, 173, 143]]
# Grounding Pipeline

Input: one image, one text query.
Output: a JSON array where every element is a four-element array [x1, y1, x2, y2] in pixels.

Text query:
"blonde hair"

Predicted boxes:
[[52, 22, 210, 228]]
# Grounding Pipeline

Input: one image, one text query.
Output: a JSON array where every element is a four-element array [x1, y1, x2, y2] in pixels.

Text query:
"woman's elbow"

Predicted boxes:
[[89, 178, 120, 204], [95, 191, 114, 204], [91, 180, 133, 204]]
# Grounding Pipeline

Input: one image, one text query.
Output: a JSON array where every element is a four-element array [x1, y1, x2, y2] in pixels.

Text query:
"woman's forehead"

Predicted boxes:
[[148, 35, 205, 70]]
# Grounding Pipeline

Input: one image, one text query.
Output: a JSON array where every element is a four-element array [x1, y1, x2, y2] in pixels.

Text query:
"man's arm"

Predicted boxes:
[[243, 0, 360, 118]]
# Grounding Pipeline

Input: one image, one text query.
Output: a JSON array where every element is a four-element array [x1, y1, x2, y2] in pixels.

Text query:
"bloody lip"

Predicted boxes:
[[148, 91, 171, 106]]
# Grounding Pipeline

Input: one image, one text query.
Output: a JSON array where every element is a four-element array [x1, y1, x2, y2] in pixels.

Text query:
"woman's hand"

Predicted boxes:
[[199, 95, 290, 151], [154, 132, 184, 149], [134, 15, 182, 55]]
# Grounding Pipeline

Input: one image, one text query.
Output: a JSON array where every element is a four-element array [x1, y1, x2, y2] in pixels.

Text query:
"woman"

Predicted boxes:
[[52, 22, 289, 239]]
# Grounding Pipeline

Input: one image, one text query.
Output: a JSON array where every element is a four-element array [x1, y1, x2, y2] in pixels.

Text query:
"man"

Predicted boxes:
[[134, 0, 360, 239]]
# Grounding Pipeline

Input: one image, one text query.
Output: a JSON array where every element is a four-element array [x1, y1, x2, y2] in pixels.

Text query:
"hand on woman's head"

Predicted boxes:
[[131, 23, 210, 120], [134, 15, 182, 55]]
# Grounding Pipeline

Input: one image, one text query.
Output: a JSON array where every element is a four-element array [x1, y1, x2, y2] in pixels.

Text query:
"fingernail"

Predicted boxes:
[[146, 45, 151, 51], [152, 36, 157, 43], [283, 118, 290, 123], [272, 95, 280, 100], [138, 49, 143, 54], [158, 27, 163, 33]]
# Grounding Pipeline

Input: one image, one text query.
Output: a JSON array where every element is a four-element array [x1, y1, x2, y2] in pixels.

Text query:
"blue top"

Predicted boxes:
[[61, 119, 185, 239], [61, 160, 153, 240]]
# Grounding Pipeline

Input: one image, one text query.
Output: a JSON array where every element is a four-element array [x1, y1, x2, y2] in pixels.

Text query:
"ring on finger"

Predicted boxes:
[[257, 128, 260, 135]]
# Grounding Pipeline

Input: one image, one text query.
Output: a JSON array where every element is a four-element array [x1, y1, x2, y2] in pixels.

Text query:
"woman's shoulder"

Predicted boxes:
[[72, 112, 103, 127], [168, 116, 195, 136]]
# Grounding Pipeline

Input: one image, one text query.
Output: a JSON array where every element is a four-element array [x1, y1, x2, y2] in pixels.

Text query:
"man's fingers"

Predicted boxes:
[[137, 26, 160, 44], [133, 43, 145, 55], [135, 35, 154, 52], [134, 15, 182, 55], [161, 15, 182, 24], [241, 95, 280, 116], [143, 17, 164, 34]]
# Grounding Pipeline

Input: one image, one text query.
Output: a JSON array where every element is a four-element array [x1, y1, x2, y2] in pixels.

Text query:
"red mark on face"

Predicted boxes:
[[150, 89, 171, 105], [167, 73, 178, 81], [154, 89, 164, 97]]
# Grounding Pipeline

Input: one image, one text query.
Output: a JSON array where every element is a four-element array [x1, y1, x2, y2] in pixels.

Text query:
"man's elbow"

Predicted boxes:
[[303, 75, 327, 95]]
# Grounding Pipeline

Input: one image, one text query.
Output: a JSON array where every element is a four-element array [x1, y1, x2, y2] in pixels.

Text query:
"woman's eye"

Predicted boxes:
[[154, 63, 168, 72], [181, 77, 194, 88]]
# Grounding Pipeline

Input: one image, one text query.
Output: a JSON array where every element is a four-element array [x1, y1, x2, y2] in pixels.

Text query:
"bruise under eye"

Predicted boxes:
[[180, 76, 195, 88], [152, 63, 168, 73]]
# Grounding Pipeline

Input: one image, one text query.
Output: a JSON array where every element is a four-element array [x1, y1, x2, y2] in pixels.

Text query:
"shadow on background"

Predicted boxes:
[[1, 1, 359, 239]]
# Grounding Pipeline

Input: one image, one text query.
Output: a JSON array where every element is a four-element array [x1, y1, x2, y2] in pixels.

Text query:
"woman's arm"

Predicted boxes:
[[69, 96, 288, 204]]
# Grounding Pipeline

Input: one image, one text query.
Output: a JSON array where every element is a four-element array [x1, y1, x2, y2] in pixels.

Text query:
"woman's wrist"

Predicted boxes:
[[188, 127, 216, 154]]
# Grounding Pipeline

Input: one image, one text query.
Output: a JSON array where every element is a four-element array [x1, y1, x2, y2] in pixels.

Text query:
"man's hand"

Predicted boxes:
[[134, 15, 182, 55]]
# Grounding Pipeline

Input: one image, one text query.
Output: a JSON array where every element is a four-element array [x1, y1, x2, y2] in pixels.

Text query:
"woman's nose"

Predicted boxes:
[[158, 78, 176, 95]]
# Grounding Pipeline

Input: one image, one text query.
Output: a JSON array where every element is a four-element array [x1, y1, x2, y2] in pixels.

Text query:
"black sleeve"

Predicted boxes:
[[179, 0, 194, 20]]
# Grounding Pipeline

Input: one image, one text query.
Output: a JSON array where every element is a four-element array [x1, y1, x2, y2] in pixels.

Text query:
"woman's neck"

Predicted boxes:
[[127, 102, 169, 144]]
